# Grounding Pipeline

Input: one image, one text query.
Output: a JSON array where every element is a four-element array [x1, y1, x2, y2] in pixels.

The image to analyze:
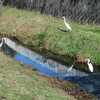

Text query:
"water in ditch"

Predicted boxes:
[[1, 38, 100, 98]]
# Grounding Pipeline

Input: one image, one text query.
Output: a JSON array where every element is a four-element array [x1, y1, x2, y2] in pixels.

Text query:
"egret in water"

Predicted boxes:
[[62, 16, 72, 31], [85, 58, 94, 72], [67, 64, 74, 72]]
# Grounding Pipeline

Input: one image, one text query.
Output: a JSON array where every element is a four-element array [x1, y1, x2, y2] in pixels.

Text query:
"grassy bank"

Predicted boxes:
[[0, 6, 100, 69]]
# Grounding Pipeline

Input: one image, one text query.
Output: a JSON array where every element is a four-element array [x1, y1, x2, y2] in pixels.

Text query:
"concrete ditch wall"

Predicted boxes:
[[4, 0, 100, 24]]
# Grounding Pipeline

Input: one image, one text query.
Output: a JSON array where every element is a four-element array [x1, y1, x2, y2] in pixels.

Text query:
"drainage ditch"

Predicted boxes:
[[0, 37, 100, 98]]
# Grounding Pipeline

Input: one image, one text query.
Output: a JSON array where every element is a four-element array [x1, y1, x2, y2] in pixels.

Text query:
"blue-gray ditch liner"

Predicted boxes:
[[1, 38, 100, 98]]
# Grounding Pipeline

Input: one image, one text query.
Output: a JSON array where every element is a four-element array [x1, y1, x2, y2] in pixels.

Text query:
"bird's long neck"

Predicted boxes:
[[63, 17, 66, 23], [87, 60, 91, 64]]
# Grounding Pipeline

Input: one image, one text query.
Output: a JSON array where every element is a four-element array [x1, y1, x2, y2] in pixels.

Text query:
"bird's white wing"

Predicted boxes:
[[64, 21, 72, 31], [88, 63, 94, 72]]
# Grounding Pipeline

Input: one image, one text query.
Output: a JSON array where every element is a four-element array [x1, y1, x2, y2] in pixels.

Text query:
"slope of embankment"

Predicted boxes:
[[0, 7, 100, 71]]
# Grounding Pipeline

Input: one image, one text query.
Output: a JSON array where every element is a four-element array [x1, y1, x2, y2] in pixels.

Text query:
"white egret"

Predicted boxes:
[[67, 64, 74, 72], [62, 16, 72, 31], [85, 58, 94, 72]]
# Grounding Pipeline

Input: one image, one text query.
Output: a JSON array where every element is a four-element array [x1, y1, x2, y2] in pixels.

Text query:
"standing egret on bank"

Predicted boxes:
[[62, 16, 72, 31], [85, 58, 94, 72]]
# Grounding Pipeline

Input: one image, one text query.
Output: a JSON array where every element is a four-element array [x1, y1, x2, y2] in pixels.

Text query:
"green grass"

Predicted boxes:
[[0, 7, 98, 99], [0, 52, 77, 100], [0, 6, 100, 67]]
